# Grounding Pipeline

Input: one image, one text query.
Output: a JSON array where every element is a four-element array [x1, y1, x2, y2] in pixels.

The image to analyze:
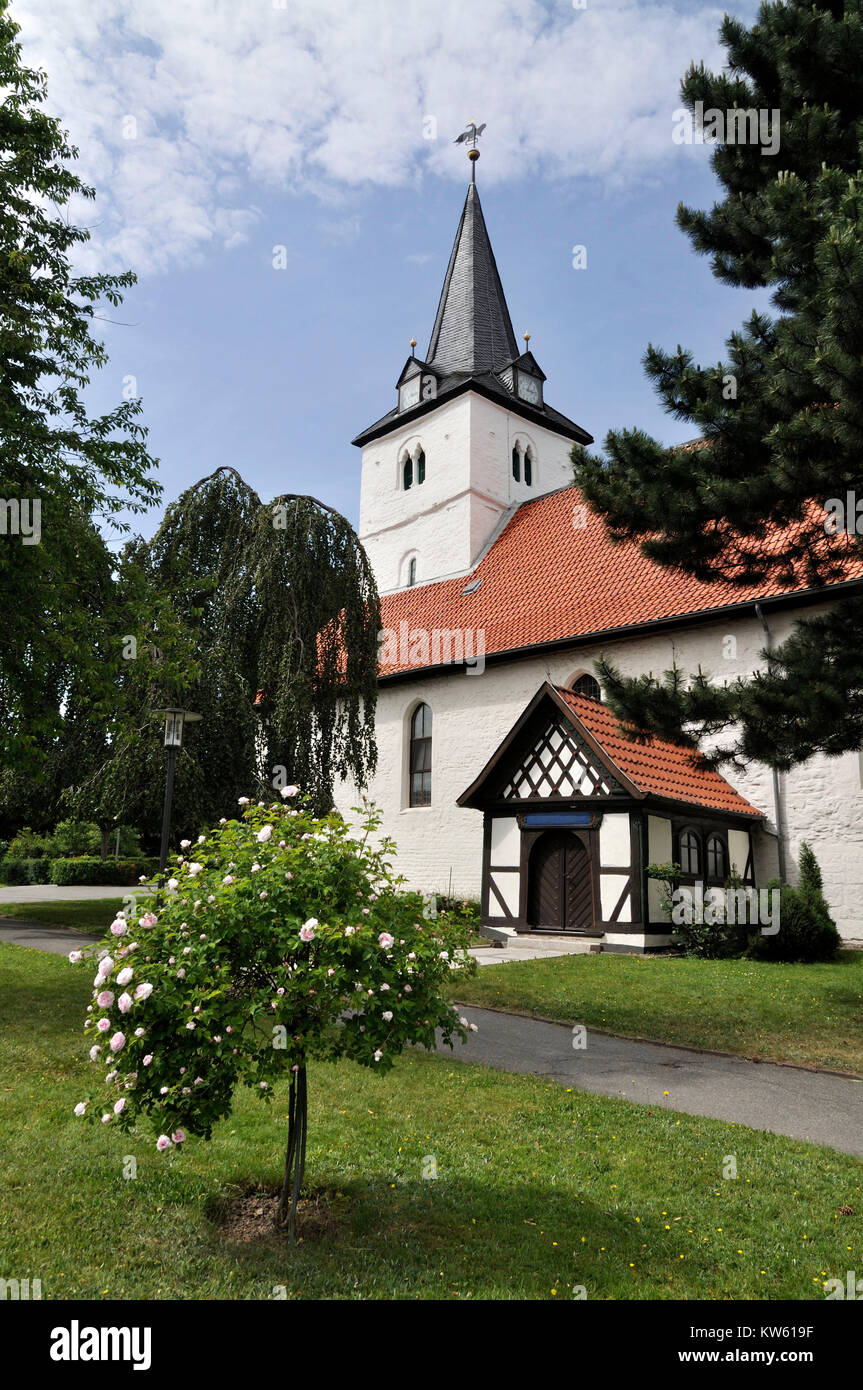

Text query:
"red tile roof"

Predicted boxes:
[[377, 487, 862, 676], [555, 687, 763, 818]]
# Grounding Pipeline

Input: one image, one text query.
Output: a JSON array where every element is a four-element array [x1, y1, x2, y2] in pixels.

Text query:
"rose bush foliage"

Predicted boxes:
[[71, 792, 477, 1149]]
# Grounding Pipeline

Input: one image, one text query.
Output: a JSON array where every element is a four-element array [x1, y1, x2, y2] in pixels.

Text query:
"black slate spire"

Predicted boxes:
[[425, 182, 519, 375]]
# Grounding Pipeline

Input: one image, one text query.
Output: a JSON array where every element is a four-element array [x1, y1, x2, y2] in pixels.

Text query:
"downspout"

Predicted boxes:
[[754, 603, 787, 883]]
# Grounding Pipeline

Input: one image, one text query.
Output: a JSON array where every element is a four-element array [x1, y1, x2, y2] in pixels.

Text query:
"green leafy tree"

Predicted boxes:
[[574, 0, 863, 769], [68, 468, 380, 842], [70, 793, 476, 1238], [0, 3, 160, 775]]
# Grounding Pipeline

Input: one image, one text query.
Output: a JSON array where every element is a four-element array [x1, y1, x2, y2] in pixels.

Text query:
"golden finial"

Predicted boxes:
[[410, 338, 417, 357]]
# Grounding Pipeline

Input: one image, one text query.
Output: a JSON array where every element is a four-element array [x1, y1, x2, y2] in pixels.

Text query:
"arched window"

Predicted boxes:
[[512, 446, 521, 482], [524, 448, 533, 487], [706, 834, 727, 881], [409, 703, 432, 806], [408, 557, 417, 587], [679, 829, 701, 877], [403, 455, 413, 490], [416, 450, 426, 485], [571, 673, 601, 701]]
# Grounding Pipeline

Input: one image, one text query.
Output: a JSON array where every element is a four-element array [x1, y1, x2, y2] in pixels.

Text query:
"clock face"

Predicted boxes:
[[400, 376, 420, 411], [518, 372, 540, 405]]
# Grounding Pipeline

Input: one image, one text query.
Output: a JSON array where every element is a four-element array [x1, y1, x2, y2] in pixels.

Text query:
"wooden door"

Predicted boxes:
[[527, 831, 593, 932]]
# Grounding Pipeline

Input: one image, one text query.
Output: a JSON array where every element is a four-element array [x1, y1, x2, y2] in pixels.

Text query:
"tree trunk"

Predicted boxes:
[[277, 1063, 307, 1241], [100, 827, 110, 861]]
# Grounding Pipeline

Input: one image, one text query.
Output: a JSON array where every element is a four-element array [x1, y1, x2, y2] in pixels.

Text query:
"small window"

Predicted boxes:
[[409, 703, 432, 806], [524, 449, 533, 487], [416, 450, 425, 485], [706, 834, 727, 881], [679, 829, 701, 877], [571, 674, 601, 701], [403, 456, 413, 490], [407, 557, 416, 587], [512, 446, 520, 482]]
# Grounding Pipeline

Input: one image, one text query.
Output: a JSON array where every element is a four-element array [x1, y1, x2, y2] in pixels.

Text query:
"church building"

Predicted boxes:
[[335, 154, 863, 950]]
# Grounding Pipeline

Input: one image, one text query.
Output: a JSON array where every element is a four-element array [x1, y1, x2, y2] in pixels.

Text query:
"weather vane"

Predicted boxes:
[[454, 119, 486, 180]]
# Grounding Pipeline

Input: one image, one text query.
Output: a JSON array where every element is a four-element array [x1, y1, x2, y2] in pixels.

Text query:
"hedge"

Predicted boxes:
[[0, 857, 51, 886], [49, 858, 160, 887]]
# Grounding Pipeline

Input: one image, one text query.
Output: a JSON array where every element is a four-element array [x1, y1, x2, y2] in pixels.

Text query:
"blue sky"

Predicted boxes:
[[13, 0, 765, 539]]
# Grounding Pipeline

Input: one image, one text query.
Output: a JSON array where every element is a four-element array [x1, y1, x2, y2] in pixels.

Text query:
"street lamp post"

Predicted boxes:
[[156, 707, 201, 875]]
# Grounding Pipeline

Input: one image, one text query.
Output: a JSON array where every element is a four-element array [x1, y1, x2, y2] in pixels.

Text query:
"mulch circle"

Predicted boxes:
[[212, 1185, 338, 1243]]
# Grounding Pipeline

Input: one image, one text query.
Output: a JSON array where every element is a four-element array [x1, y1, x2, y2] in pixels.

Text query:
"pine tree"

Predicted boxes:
[[574, 0, 863, 768]]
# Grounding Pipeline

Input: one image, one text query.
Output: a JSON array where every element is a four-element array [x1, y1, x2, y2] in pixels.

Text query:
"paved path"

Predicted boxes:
[[0, 884, 144, 904], [449, 1005, 863, 1159], [0, 920, 101, 954], [470, 937, 598, 966]]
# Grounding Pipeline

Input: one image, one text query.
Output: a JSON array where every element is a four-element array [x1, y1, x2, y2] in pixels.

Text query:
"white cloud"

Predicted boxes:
[[11, 0, 741, 275]]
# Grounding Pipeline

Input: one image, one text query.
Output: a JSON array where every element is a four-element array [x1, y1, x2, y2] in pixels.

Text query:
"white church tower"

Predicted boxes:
[[352, 146, 592, 594]]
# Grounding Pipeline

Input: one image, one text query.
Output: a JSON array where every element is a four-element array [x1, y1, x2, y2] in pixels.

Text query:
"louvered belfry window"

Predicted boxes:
[[403, 456, 413, 490], [409, 703, 432, 806]]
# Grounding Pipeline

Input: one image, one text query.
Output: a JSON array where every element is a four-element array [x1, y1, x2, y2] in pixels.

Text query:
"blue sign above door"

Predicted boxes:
[[523, 812, 593, 828]]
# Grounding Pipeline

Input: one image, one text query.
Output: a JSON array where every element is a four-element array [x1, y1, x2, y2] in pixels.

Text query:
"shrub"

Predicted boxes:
[[7, 827, 51, 859], [47, 820, 102, 858], [747, 844, 840, 963], [69, 793, 476, 1238], [50, 857, 158, 887]]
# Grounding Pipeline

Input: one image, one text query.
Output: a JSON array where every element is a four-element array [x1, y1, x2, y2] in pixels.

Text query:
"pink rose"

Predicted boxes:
[[96, 990, 114, 1008], [117, 993, 133, 1014], [116, 967, 133, 986], [134, 983, 153, 1001], [109, 1032, 126, 1053], [156, 1135, 173, 1151], [143, 1054, 153, 1066], [172, 1130, 186, 1144], [378, 933, 394, 949], [96, 1018, 111, 1033], [68, 950, 83, 963], [299, 919, 317, 942], [74, 1102, 87, 1116], [256, 825, 273, 843], [113, 1098, 126, 1115]]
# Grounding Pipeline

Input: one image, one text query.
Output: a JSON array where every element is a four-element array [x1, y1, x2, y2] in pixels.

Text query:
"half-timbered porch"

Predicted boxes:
[[458, 682, 764, 953]]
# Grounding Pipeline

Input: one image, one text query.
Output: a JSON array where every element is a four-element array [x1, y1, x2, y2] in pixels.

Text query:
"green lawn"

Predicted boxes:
[[0, 898, 125, 933], [1, 942, 860, 1300], [451, 951, 863, 1073]]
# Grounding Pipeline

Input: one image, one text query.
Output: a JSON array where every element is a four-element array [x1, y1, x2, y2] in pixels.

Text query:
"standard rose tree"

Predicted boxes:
[[70, 791, 477, 1236]]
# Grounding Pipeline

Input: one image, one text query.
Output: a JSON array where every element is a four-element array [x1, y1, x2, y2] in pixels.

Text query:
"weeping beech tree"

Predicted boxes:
[[69, 466, 380, 839]]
